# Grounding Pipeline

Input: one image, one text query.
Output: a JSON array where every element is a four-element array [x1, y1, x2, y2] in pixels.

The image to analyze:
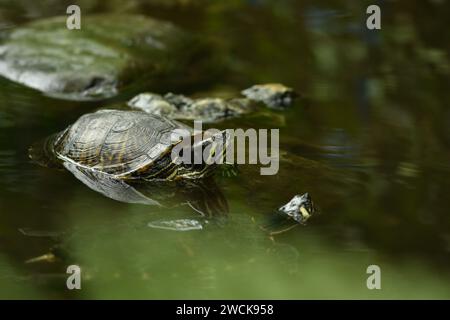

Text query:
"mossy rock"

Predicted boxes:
[[0, 14, 212, 100]]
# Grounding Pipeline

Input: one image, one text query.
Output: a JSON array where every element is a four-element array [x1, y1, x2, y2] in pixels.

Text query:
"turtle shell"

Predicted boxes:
[[53, 109, 190, 177]]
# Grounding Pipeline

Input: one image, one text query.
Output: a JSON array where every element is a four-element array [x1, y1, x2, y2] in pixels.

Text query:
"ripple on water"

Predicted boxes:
[[0, 149, 40, 194]]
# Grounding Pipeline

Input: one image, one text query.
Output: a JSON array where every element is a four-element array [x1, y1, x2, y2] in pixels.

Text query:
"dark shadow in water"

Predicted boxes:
[[62, 161, 229, 218]]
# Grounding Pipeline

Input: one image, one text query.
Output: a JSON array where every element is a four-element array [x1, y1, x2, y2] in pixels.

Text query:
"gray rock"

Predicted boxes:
[[128, 92, 253, 122], [128, 93, 178, 118], [0, 14, 205, 100], [241, 83, 297, 109], [147, 219, 204, 231]]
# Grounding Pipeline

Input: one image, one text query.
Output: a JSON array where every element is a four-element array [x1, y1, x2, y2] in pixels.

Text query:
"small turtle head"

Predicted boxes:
[[278, 193, 315, 224]]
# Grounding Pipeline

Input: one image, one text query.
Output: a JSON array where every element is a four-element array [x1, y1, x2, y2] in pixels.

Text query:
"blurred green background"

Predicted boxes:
[[0, 0, 450, 299]]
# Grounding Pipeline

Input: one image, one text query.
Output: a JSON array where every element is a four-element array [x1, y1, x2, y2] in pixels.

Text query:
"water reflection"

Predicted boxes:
[[62, 161, 229, 217]]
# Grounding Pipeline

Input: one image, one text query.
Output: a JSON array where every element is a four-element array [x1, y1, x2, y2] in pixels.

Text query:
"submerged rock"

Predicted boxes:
[[241, 83, 297, 109], [128, 83, 297, 122], [147, 219, 204, 231], [128, 92, 253, 122], [0, 14, 209, 100]]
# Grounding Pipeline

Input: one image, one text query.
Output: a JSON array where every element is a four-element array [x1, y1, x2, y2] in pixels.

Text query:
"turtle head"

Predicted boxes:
[[260, 193, 316, 235], [278, 193, 315, 224], [175, 129, 231, 179]]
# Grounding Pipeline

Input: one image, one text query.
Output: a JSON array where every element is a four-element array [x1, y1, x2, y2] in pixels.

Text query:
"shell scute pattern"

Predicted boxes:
[[54, 110, 183, 177]]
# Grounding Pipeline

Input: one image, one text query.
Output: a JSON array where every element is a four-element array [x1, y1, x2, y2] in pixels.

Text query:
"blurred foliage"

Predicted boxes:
[[0, 0, 450, 298]]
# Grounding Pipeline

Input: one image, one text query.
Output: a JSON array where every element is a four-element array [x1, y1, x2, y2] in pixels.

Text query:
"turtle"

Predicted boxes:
[[30, 109, 231, 181], [260, 193, 316, 236]]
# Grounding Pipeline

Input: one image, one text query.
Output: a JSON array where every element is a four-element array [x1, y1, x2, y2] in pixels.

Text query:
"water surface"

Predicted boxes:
[[0, 0, 450, 299]]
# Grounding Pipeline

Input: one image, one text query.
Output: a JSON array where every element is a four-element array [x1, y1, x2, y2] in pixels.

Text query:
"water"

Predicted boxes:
[[1, 0, 450, 299]]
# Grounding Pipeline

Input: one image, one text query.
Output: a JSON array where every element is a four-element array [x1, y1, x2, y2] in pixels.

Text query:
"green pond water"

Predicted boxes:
[[1, 0, 450, 299]]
